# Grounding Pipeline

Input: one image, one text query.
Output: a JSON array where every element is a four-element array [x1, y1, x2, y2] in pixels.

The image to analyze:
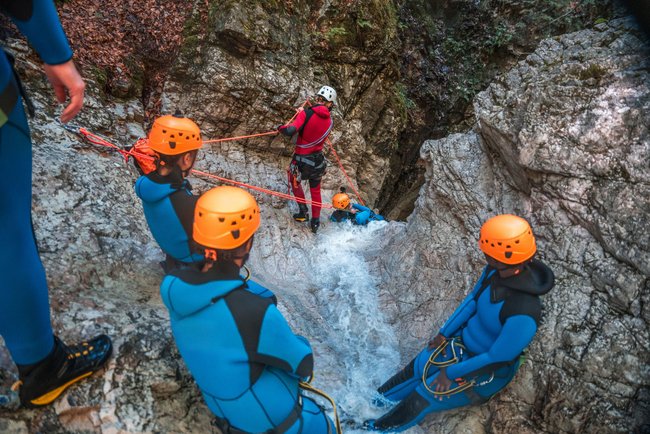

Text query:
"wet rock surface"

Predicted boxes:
[[376, 17, 649, 434], [0, 13, 647, 434]]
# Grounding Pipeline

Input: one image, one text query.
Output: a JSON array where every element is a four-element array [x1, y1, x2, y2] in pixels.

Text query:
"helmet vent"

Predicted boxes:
[[219, 217, 225, 222], [506, 245, 511, 248], [162, 130, 167, 134], [198, 212, 203, 217], [231, 221, 237, 226], [498, 242, 502, 246], [231, 230, 240, 239], [169, 141, 176, 149], [241, 214, 245, 219], [505, 251, 512, 259], [515, 240, 520, 244]]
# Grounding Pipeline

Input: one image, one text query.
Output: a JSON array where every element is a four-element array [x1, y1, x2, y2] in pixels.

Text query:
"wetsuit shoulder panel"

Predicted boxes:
[[169, 189, 198, 241], [225, 289, 273, 385], [500, 292, 542, 326]]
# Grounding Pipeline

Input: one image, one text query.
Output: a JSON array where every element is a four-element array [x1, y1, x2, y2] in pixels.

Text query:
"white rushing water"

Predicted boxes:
[[256, 217, 424, 434]]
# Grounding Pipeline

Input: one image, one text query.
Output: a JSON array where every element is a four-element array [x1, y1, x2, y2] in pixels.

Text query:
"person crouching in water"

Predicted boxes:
[[160, 186, 335, 433], [278, 86, 336, 234], [364, 214, 554, 432], [330, 187, 385, 226], [134, 114, 205, 273]]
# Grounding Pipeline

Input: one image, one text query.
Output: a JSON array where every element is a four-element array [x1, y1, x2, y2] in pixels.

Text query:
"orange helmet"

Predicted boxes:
[[193, 186, 261, 251], [332, 192, 351, 210], [148, 115, 202, 155], [479, 214, 536, 265]]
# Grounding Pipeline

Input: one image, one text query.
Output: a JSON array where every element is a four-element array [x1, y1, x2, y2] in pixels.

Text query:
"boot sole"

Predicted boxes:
[[27, 371, 94, 407]]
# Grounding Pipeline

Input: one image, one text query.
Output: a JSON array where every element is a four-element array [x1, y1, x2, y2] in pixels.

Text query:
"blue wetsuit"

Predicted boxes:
[[160, 262, 334, 433], [0, 0, 73, 365], [135, 170, 205, 268], [330, 204, 385, 226], [370, 260, 554, 432]]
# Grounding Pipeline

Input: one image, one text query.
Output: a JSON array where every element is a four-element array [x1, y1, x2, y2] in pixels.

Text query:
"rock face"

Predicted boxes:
[[376, 17, 649, 433], [163, 1, 405, 206], [0, 12, 647, 434]]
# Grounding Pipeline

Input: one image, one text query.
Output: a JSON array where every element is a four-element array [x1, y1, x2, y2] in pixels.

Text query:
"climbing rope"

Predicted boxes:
[[299, 376, 342, 434], [62, 123, 333, 209], [63, 96, 367, 211], [202, 130, 278, 144], [200, 99, 309, 145], [325, 137, 366, 206], [421, 338, 494, 397]]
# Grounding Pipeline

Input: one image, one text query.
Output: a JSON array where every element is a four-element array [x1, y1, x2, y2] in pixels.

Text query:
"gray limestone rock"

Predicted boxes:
[[376, 17, 649, 434]]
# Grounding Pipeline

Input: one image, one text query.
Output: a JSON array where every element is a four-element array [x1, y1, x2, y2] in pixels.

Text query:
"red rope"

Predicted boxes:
[[202, 130, 278, 144], [326, 137, 366, 206], [201, 99, 310, 145], [75, 128, 333, 209]]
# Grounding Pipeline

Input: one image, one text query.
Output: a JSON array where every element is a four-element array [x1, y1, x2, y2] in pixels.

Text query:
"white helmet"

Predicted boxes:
[[316, 85, 337, 104]]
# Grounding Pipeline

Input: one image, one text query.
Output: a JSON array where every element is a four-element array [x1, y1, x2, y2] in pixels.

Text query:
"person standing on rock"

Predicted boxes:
[[364, 214, 554, 432], [134, 114, 206, 273], [160, 185, 335, 433], [0, 0, 112, 407], [330, 187, 385, 226], [278, 86, 336, 234]]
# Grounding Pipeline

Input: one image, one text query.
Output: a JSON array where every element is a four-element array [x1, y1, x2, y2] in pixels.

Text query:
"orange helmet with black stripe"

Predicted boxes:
[[479, 214, 536, 265], [332, 192, 351, 210], [193, 186, 261, 252], [148, 115, 202, 156]]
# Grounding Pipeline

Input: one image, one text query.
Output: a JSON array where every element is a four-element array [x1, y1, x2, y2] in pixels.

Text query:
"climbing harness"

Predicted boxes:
[[421, 338, 494, 398], [299, 376, 342, 434]]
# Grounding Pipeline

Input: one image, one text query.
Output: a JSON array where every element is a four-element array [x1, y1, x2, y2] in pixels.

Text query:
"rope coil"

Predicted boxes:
[[299, 376, 342, 434]]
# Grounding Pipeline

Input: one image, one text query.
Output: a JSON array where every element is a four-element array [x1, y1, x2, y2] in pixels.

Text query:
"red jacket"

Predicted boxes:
[[279, 105, 333, 155]]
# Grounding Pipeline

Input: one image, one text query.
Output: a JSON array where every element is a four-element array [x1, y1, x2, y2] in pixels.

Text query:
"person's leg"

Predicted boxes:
[[377, 346, 440, 403], [368, 384, 471, 432], [288, 163, 309, 221], [0, 99, 54, 365], [309, 178, 322, 220], [0, 98, 112, 407]]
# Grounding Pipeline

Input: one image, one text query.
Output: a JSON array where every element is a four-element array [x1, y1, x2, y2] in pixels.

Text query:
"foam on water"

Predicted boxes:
[[298, 220, 423, 433]]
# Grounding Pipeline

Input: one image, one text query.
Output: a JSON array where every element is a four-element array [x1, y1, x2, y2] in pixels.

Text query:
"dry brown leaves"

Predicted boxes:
[[58, 0, 195, 105]]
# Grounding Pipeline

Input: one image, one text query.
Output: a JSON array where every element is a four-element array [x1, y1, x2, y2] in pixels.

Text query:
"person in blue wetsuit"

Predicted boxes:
[[0, 0, 112, 407], [330, 187, 385, 226], [364, 214, 554, 432], [134, 114, 205, 273], [160, 186, 334, 433]]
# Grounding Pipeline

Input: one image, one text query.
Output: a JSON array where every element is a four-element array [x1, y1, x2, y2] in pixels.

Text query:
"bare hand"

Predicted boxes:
[[43, 60, 85, 123], [430, 368, 452, 400], [427, 333, 446, 351]]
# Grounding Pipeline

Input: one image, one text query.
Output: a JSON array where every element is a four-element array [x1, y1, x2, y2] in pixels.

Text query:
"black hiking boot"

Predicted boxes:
[[310, 217, 320, 234], [293, 204, 309, 222], [13, 335, 112, 408]]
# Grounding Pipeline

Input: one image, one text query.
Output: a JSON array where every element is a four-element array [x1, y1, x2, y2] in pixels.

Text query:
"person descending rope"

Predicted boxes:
[[160, 186, 335, 434], [364, 215, 555, 432], [278, 86, 336, 234], [134, 114, 206, 273], [330, 187, 385, 226], [0, 0, 112, 407]]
